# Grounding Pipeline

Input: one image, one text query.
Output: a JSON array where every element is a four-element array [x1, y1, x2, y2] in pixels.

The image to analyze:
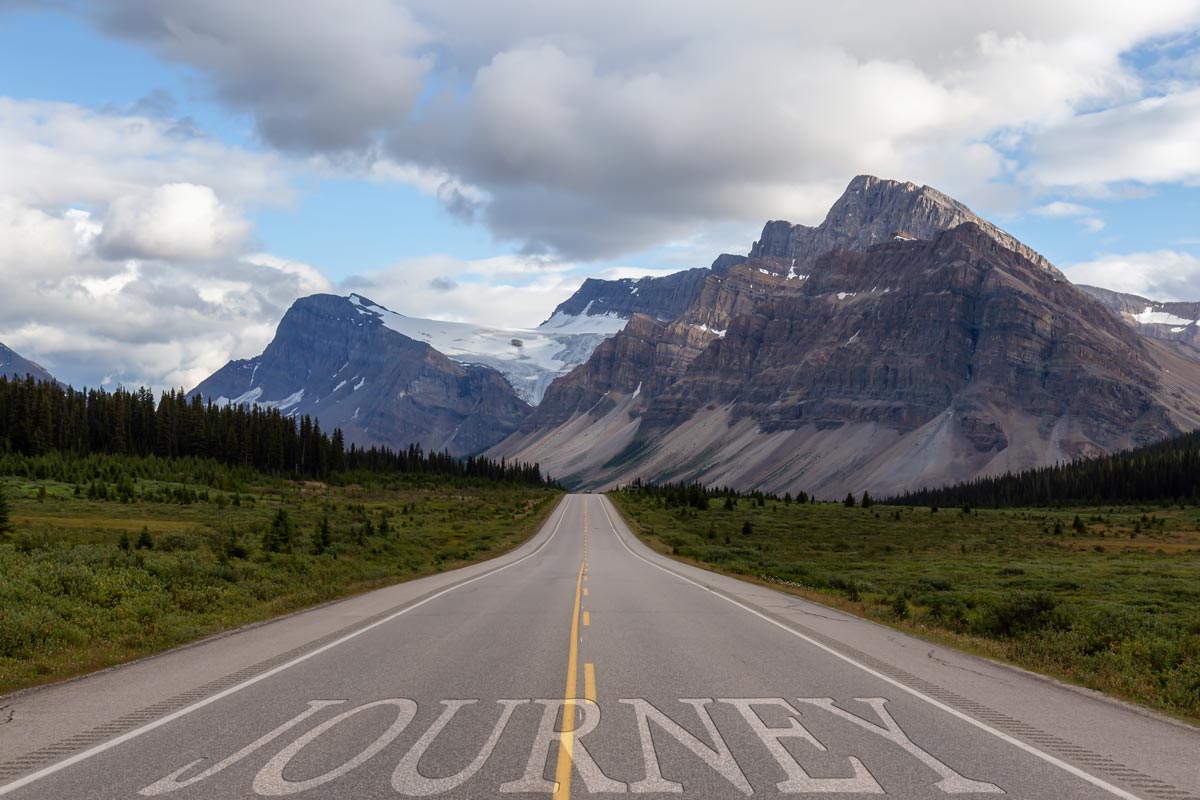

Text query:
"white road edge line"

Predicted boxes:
[[0, 497, 575, 798], [596, 495, 1145, 800]]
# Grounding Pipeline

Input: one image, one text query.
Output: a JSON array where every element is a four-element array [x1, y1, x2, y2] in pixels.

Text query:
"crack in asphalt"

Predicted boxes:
[[781, 602, 854, 622], [0, 706, 13, 725], [927, 649, 1010, 684]]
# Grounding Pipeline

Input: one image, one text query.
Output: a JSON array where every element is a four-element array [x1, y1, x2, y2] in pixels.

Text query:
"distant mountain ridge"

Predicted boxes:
[[0, 342, 54, 384], [1080, 285, 1200, 360], [488, 177, 1200, 497], [545, 254, 748, 326], [190, 294, 531, 457]]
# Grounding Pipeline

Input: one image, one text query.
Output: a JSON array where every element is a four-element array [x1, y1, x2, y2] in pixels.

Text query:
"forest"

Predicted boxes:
[[894, 427, 1200, 507], [0, 375, 550, 486]]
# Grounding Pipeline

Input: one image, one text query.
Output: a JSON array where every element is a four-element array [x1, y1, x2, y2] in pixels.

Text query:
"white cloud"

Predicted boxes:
[[1027, 88, 1200, 190], [97, 183, 251, 261], [1066, 250, 1200, 299], [75, 0, 1200, 258], [0, 99, 334, 391], [1029, 200, 1105, 233], [1031, 201, 1096, 217], [345, 253, 581, 330]]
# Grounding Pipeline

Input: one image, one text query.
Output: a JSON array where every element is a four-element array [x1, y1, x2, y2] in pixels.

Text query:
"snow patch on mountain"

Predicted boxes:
[[348, 294, 626, 404], [1133, 307, 1197, 327]]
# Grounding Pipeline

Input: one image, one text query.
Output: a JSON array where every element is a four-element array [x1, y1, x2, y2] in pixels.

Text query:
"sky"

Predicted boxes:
[[2, 1, 1200, 392]]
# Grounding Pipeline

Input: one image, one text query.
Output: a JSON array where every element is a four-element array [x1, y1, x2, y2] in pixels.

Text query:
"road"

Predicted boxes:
[[1, 494, 1198, 799]]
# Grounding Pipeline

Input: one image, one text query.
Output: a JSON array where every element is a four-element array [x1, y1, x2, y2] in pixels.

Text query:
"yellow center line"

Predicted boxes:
[[584, 663, 596, 702], [552, 559, 586, 800], [583, 611, 590, 626], [583, 587, 589, 597]]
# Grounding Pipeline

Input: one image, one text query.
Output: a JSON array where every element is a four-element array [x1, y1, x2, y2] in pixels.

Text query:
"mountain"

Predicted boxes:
[[1079, 286, 1200, 361], [0, 342, 54, 384], [545, 253, 747, 326], [489, 177, 1200, 497], [190, 294, 531, 458], [750, 174, 1056, 275], [344, 294, 625, 405]]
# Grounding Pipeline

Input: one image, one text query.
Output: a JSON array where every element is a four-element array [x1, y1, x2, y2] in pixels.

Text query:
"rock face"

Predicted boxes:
[[490, 177, 1200, 497], [190, 295, 531, 457], [0, 342, 54, 384], [546, 254, 748, 328], [547, 269, 711, 323], [750, 175, 1057, 275], [1080, 286, 1200, 360]]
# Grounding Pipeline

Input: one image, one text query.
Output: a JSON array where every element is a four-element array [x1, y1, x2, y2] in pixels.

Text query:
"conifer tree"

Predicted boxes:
[[311, 515, 332, 555]]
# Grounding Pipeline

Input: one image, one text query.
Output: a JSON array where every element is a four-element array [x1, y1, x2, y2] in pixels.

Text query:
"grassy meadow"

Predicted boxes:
[[609, 490, 1200, 722], [0, 464, 560, 695]]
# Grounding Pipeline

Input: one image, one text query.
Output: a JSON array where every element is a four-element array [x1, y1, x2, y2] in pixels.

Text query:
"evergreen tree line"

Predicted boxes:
[[892, 428, 1200, 508], [621, 478, 812, 508], [0, 375, 552, 486]]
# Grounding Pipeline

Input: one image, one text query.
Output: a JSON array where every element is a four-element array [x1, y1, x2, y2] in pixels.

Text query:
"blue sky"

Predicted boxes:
[[1, 2, 1199, 390]]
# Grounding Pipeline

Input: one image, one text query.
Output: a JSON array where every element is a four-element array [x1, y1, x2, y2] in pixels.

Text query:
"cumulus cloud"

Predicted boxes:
[[1066, 250, 1200, 300], [96, 183, 251, 261], [0, 99, 331, 391], [74, 0, 1200, 258]]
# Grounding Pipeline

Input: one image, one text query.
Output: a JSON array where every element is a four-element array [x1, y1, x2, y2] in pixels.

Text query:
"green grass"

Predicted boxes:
[[0, 473, 561, 695], [609, 491, 1200, 723]]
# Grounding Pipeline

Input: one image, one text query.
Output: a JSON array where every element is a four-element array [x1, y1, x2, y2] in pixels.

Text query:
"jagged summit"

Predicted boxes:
[[750, 175, 1056, 275]]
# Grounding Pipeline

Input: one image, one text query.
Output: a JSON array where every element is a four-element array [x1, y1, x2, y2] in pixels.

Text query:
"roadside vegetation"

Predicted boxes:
[[610, 482, 1200, 722], [0, 453, 560, 696]]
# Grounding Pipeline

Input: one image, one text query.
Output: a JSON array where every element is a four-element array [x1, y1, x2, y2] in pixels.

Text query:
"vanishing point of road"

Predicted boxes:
[[1, 494, 1198, 799]]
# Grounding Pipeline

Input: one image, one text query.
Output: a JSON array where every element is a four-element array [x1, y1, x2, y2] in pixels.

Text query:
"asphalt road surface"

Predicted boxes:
[[1, 494, 1198, 799]]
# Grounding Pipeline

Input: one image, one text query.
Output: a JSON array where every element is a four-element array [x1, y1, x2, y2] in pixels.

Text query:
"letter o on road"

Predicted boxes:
[[253, 699, 418, 796]]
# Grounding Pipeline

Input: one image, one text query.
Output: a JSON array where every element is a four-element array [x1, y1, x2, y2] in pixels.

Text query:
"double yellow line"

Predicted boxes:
[[553, 561, 586, 800], [553, 504, 595, 800]]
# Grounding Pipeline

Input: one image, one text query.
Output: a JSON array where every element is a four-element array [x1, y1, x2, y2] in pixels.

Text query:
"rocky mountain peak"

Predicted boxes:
[[750, 175, 1056, 276]]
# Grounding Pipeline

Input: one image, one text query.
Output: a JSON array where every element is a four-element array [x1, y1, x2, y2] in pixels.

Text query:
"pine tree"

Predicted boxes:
[[135, 526, 154, 550], [264, 509, 294, 553], [311, 515, 332, 555], [844, 492, 856, 508], [861, 491, 873, 508]]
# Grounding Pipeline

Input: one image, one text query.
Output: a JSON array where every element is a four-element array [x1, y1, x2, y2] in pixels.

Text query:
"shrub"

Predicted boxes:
[[972, 592, 1063, 638]]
